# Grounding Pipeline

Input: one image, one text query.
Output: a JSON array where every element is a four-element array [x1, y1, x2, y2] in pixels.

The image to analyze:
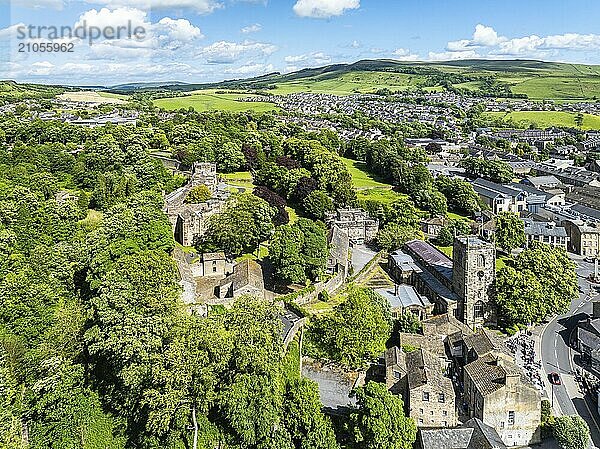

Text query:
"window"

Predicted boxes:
[[442, 421, 447, 427], [478, 254, 486, 268], [474, 301, 485, 319], [500, 421, 505, 429], [438, 393, 445, 403], [443, 410, 448, 416], [419, 408, 423, 414], [213, 267, 217, 273], [394, 371, 401, 380], [430, 410, 434, 415], [419, 419, 423, 424], [422, 392, 430, 402], [508, 411, 515, 426]]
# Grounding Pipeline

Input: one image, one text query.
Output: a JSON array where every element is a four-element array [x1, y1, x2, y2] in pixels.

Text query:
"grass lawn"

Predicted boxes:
[[436, 246, 453, 258], [154, 90, 278, 112], [341, 157, 392, 189], [356, 188, 408, 204], [222, 171, 255, 190], [447, 212, 472, 221], [236, 244, 269, 263], [303, 294, 346, 316], [485, 111, 600, 130]]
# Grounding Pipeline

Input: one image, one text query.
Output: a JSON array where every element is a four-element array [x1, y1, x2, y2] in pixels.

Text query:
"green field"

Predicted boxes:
[[341, 157, 392, 189], [154, 90, 278, 112], [272, 71, 444, 95], [485, 111, 600, 130], [98, 91, 129, 100]]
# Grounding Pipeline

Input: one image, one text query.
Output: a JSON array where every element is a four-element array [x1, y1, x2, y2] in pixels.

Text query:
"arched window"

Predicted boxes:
[[478, 254, 486, 268], [474, 301, 485, 319]]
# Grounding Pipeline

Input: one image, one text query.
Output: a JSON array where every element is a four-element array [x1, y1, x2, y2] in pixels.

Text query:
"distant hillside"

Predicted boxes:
[[0, 80, 68, 105], [108, 59, 600, 101]]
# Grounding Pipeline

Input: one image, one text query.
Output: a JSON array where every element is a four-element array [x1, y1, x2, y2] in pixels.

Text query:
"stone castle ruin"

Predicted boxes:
[[164, 163, 229, 246]]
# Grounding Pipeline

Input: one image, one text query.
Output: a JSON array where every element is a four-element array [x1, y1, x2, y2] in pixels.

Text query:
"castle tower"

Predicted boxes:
[[452, 236, 496, 328]]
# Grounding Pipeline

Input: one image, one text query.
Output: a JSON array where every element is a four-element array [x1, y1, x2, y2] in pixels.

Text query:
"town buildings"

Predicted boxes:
[[523, 218, 568, 250], [463, 352, 541, 447], [564, 220, 600, 258]]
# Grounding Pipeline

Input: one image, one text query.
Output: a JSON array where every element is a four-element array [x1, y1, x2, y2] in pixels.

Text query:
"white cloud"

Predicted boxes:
[[392, 48, 419, 61], [443, 24, 600, 59], [428, 50, 479, 61], [85, 0, 222, 14], [472, 24, 505, 46], [155, 17, 204, 42], [75, 7, 148, 31], [284, 51, 331, 65], [199, 40, 277, 64], [293, 0, 359, 19], [241, 23, 262, 34], [72, 7, 203, 58], [0, 23, 26, 38]]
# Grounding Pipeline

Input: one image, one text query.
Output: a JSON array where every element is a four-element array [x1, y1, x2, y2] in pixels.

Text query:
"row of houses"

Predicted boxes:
[[385, 313, 541, 448]]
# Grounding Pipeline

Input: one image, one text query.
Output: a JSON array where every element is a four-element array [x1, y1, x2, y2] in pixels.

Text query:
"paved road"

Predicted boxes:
[[541, 260, 600, 446]]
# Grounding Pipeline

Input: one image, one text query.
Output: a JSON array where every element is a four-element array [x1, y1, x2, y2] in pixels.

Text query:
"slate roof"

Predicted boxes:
[[525, 175, 561, 188], [422, 313, 474, 339], [463, 328, 510, 358], [203, 252, 225, 261], [399, 333, 446, 359], [221, 259, 264, 293], [464, 355, 523, 397], [523, 219, 567, 238], [328, 225, 350, 264], [420, 428, 474, 449], [473, 178, 523, 199], [405, 348, 453, 391], [376, 285, 432, 310], [389, 250, 422, 273], [420, 418, 506, 449], [571, 203, 600, 221], [405, 239, 453, 282]]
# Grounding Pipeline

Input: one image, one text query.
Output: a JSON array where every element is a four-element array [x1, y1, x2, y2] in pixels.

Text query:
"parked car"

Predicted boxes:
[[549, 372, 561, 385]]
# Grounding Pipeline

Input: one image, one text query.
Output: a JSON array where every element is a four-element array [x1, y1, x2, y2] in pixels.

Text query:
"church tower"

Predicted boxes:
[[452, 236, 496, 328]]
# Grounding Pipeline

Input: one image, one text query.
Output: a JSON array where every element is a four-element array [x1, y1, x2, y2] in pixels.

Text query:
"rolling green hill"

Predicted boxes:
[[0, 80, 67, 104], [126, 59, 600, 101]]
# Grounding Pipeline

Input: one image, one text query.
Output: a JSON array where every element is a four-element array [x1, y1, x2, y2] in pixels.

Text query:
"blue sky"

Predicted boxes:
[[1, 0, 600, 85]]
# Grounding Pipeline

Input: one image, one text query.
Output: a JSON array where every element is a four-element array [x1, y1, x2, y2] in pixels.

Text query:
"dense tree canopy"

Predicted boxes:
[[349, 382, 417, 449], [307, 287, 391, 369], [199, 193, 275, 256], [270, 218, 328, 284], [496, 243, 578, 328], [495, 212, 526, 252]]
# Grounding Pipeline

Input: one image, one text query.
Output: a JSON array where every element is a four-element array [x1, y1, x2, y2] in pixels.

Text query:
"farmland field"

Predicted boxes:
[[154, 90, 278, 112], [485, 111, 600, 130], [58, 91, 127, 104]]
